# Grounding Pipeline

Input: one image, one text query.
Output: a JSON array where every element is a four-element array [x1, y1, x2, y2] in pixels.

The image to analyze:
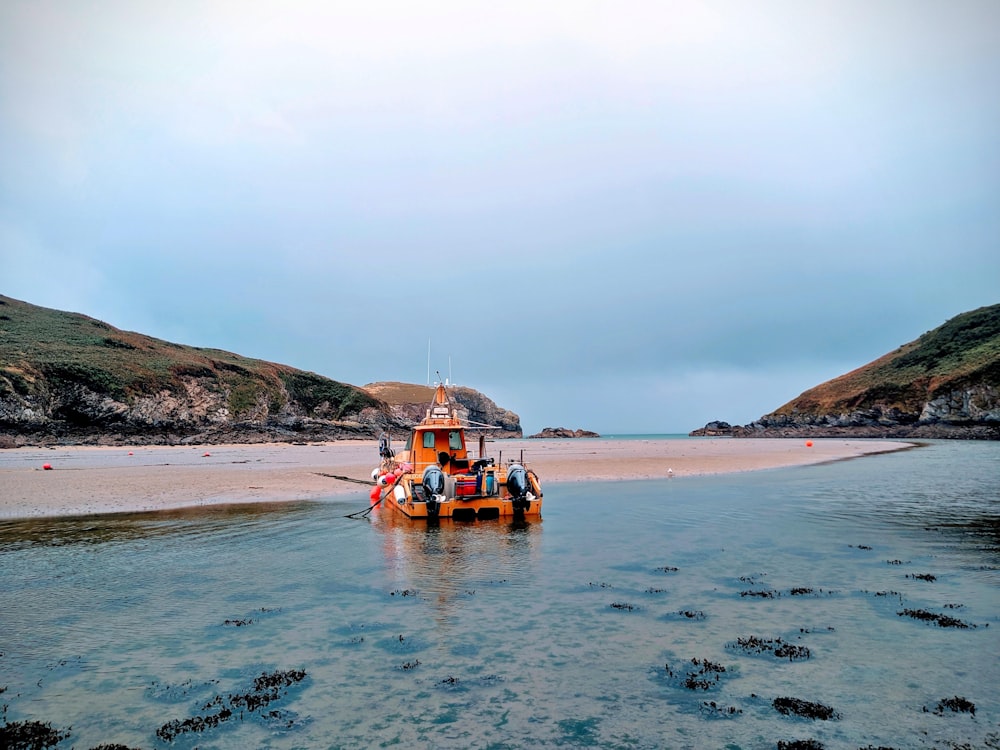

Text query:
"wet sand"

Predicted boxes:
[[0, 437, 914, 519]]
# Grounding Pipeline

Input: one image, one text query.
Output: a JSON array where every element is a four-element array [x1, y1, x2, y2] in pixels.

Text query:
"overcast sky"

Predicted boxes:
[[2, 1, 998, 434]]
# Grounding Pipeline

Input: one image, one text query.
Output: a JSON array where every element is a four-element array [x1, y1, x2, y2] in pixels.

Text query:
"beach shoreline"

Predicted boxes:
[[0, 437, 916, 520]]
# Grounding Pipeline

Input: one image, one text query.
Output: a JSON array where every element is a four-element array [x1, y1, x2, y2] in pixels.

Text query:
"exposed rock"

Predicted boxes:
[[691, 421, 734, 437], [528, 427, 601, 439]]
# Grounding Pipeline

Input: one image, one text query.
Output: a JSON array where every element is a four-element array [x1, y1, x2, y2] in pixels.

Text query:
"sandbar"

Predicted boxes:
[[0, 437, 915, 519]]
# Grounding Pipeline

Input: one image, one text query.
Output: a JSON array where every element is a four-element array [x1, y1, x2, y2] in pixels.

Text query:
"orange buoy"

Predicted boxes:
[[805, 440, 813, 448], [203, 452, 211, 457], [370, 485, 381, 503], [43, 463, 53, 470]]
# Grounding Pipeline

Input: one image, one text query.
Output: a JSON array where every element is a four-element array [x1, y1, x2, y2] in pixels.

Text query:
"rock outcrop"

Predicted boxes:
[[363, 381, 523, 437], [691, 304, 1000, 440], [528, 427, 601, 439]]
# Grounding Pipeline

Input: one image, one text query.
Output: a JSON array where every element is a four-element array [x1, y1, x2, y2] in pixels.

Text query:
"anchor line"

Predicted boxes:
[[312, 472, 373, 485], [345, 494, 384, 519], [310, 471, 385, 518], [342, 473, 403, 519]]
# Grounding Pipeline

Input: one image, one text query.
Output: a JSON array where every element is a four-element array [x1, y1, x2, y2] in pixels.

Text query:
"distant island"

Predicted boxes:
[[691, 304, 1000, 440], [528, 427, 601, 439]]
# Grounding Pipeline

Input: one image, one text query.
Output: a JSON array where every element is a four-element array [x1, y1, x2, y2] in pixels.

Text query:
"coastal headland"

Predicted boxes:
[[0, 437, 914, 520]]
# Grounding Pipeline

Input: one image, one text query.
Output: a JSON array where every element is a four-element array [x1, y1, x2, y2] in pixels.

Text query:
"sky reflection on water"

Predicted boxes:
[[1, 441, 998, 749]]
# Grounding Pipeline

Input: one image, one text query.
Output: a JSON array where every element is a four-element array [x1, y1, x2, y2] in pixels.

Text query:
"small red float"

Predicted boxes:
[[43, 463, 53, 470]]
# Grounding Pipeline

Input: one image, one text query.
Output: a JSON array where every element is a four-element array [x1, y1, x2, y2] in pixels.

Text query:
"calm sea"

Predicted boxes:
[[1, 440, 997, 749]]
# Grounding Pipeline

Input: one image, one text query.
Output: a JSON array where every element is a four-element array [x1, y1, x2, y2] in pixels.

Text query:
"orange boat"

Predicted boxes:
[[370, 383, 542, 521]]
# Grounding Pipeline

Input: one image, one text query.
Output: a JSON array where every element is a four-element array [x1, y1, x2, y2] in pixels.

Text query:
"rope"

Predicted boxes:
[[312, 472, 373, 485], [339, 473, 404, 519], [345, 493, 384, 519]]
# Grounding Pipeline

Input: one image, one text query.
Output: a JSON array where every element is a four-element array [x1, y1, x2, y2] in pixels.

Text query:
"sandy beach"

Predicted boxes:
[[0, 437, 915, 519]]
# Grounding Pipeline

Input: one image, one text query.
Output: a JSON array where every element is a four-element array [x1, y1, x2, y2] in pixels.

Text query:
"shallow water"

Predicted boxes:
[[1, 441, 998, 749]]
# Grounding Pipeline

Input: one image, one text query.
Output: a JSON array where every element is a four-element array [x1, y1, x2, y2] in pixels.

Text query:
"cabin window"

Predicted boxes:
[[449, 431, 463, 451], [404, 434, 412, 450], [422, 432, 436, 449]]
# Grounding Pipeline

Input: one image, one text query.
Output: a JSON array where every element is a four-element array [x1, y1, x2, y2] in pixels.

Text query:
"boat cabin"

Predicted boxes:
[[404, 425, 472, 474]]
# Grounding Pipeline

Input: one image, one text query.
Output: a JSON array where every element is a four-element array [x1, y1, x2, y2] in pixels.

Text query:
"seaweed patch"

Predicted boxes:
[[727, 636, 811, 661], [699, 700, 742, 718], [223, 607, 282, 628], [675, 609, 706, 620], [772, 696, 839, 720], [155, 668, 307, 742], [740, 589, 779, 599], [0, 719, 70, 749], [925, 696, 976, 716], [663, 658, 731, 691], [897, 609, 976, 629]]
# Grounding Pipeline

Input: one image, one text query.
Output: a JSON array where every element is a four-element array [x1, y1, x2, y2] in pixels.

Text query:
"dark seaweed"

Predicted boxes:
[[0, 719, 71, 749], [727, 636, 810, 661], [740, 589, 779, 598], [156, 668, 307, 742], [773, 696, 839, 720], [929, 696, 976, 716], [664, 658, 729, 691], [897, 608, 975, 629], [700, 700, 742, 718]]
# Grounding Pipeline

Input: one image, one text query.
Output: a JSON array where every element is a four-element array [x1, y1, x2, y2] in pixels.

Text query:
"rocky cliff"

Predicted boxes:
[[363, 381, 523, 438], [0, 295, 405, 446], [692, 304, 1000, 440]]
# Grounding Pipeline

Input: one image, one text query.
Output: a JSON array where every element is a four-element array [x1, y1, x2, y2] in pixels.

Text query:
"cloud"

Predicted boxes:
[[1, 1, 997, 432]]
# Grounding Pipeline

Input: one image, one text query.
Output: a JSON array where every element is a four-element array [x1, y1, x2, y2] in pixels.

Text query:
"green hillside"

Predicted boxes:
[[744, 304, 1000, 438], [0, 294, 387, 444], [771, 304, 1000, 418]]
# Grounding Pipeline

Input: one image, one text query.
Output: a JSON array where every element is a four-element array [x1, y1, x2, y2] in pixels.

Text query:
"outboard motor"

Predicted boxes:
[[422, 464, 446, 516], [506, 464, 532, 513]]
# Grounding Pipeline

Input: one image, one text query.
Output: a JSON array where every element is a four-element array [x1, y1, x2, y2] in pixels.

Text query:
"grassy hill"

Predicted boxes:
[[0, 294, 392, 445], [734, 304, 1000, 439]]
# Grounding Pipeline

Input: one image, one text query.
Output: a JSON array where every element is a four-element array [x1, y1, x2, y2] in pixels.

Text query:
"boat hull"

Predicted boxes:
[[382, 478, 541, 521]]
